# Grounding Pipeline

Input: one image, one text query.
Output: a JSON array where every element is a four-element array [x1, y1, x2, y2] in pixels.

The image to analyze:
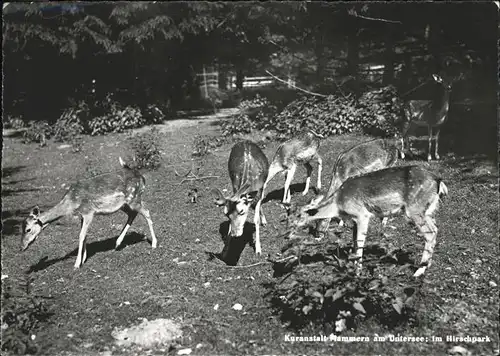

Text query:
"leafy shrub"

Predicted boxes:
[[22, 121, 51, 145], [192, 134, 232, 157], [88, 106, 145, 136], [3, 115, 25, 130], [220, 86, 404, 139], [1, 276, 53, 355], [221, 95, 278, 136], [52, 103, 87, 152], [270, 235, 419, 333], [142, 104, 166, 125], [128, 129, 162, 170]]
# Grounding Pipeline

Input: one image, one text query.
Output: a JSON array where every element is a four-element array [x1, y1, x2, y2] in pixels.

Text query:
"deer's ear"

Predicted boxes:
[[432, 74, 442, 83], [30, 206, 40, 218], [309, 195, 325, 207], [212, 188, 226, 206]]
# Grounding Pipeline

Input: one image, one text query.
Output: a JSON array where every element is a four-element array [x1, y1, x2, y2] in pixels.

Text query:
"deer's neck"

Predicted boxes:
[[306, 194, 340, 222], [434, 87, 451, 116], [39, 198, 73, 225]]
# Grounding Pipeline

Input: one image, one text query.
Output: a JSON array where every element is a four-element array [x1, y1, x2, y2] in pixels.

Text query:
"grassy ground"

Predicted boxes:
[[2, 115, 498, 356]]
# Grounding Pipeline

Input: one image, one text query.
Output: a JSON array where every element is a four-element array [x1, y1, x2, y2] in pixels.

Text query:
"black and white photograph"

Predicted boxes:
[[2, 2, 498, 355]]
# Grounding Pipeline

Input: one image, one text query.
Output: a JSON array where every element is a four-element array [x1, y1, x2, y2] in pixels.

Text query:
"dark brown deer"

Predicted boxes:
[[213, 140, 269, 256], [401, 74, 453, 161], [315, 137, 402, 238], [262, 130, 323, 204], [21, 157, 157, 269], [287, 165, 448, 277]]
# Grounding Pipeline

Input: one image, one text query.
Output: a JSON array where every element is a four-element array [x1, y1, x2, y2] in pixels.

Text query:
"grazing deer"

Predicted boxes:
[[262, 130, 323, 204], [315, 137, 402, 237], [213, 140, 269, 256], [286, 165, 448, 278], [21, 157, 157, 269], [401, 74, 453, 161]]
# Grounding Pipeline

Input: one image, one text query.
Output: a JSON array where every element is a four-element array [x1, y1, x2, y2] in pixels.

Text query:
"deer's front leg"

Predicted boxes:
[[253, 199, 263, 256], [316, 155, 323, 191], [427, 126, 433, 162], [75, 213, 94, 269], [352, 216, 370, 275], [283, 165, 296, 203], [434, 128, 441, 160], [302, 162, 313, 196], [412, 214, 438, 278]]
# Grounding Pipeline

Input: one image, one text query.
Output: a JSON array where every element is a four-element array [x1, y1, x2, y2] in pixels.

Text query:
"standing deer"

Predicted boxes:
[[401, 74, 453, 161], [315, 137, 402, 238], [21, 157, 157, 269], [213, 140, 269, 256], [286, 165, 448, 278], [262, 130, 323, 204]]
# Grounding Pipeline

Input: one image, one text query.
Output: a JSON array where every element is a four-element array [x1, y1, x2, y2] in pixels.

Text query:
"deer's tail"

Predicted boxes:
[[437, 180, 448, 197]]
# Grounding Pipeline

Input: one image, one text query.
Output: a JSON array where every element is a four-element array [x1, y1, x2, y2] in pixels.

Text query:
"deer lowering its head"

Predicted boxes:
[[287, 165, 448, 278], [315, 137, 402, 238], [213, 140, 269, 256], [21, 157, 157, 269], [401, 73, 454, 161], [262, 130, 323, 204]]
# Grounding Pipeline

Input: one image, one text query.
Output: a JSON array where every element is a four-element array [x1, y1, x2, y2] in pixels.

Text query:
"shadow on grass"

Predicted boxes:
[[263, 183, 314, 204], [27, 232, 147, 273], [206, 221, 256, 266]]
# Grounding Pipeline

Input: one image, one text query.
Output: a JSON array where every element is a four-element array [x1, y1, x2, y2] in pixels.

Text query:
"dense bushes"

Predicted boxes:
[[270, 235, 419, 333], [1, 276, 53, 355], [16, 94, 167, 146], [127, 128, 163, 170], [221, 86, 404, 139]]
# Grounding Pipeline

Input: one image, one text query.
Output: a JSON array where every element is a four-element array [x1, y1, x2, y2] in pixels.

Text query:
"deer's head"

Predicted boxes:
[[21, 206, 45, 251], [432, 74, 453, 92], [283, 194, 326, 233], [213, 183, 258, 237]]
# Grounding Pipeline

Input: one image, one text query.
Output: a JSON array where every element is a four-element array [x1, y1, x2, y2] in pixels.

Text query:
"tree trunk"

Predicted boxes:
[[382, 28, 395, 85], [426, 21, 442, 74], [347, 22, 360, 96], [314, 31, 326, 85], [236, 68, 244, 90]]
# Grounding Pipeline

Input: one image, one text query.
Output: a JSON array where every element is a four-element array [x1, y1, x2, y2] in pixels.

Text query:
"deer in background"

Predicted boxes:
[[314, 137, 402, 238], [401, 74, 454, 161], [21, 157, 157, 269], [213, 140, 269, 256], [286, 165, 448, 278], [262, 130, 323, 204]]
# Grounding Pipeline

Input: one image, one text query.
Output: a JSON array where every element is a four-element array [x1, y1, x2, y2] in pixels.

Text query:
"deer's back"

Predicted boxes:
[[337, 165, 438, 215], [228, 141, 269, 193], [328, 139, 398, 195], [66, 168, 146, 213], [273, 132, 320, 167]]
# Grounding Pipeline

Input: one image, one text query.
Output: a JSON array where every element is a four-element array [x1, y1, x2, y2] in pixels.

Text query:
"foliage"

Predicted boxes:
[[22, 121, 51, 145], [220, 95, 278, 136], [1, 276, 53, 355], [192, 135, 232, 157], [128, 129, 163, 170], [88, 94, 145, 136], [3, 115, 26, 130], [271, 235, 419, 332], [233, 86, 404, 139]]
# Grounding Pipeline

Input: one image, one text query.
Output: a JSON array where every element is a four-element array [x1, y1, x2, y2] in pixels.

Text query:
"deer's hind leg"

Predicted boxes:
[[75, 212, 94, 269], [115, 205, 138, 249], [138, 202, 157, 249]]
